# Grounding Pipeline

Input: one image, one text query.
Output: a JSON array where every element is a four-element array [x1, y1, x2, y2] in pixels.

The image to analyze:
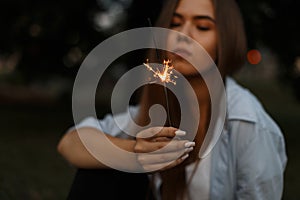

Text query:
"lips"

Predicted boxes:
[[173, 48, 192, 58]]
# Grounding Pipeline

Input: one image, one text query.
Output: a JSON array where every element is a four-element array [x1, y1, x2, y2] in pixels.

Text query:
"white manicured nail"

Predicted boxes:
[[181, 154, 189, 160], [184, 147, 194, 153], [184, 142, 195, 148], [175, 130, 186, 136]]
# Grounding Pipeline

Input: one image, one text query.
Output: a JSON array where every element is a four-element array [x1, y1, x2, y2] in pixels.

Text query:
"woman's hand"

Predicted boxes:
[[134, 127, 195, 172]]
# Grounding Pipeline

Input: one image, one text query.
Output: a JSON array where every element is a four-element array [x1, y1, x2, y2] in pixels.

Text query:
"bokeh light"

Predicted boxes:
[[247, 49, 262, 65]]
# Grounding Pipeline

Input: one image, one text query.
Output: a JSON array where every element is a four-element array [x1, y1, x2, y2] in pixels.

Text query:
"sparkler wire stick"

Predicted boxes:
[[147, 18, 172, 127]]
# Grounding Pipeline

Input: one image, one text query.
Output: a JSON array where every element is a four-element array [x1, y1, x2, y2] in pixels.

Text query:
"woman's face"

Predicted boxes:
[[166, 0, 217, 75]]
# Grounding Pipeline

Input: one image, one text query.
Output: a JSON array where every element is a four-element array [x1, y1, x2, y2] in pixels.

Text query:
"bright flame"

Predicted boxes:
[[143, 59, 177, 85]]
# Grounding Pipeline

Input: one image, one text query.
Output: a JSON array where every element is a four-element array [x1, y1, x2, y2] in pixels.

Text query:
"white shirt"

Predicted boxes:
[[73, 77, 287, 200]]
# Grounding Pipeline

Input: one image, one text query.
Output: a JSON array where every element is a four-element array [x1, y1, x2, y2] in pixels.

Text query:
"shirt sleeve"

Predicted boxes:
[[233, 121, 287, 200], [70, 106, 139, 138]]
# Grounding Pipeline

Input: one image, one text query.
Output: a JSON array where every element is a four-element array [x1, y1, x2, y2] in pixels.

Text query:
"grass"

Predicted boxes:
[[0, 77, 299, 199], [0, 105, 76, 200]]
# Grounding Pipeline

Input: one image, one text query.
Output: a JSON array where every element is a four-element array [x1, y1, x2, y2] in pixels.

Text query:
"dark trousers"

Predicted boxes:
[[67, 169, 152, 200]]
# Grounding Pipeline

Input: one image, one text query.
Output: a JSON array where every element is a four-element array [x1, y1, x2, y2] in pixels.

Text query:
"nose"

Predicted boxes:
[[176, 23, 192, 44]]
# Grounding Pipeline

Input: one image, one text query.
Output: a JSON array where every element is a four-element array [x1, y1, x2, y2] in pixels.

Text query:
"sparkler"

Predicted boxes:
[[143, 59, 177, 85], [145, 18, 177, 126]]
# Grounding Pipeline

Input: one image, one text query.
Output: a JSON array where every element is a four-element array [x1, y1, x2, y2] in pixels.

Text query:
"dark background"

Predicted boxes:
[[0, 0, 299, 199]]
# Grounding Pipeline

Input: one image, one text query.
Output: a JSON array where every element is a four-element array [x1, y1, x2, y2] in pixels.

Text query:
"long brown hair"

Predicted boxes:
[[136, 0, 247, 199]]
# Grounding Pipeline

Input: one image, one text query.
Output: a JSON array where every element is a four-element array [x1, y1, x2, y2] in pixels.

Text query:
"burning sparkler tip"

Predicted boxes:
[[143, 59, 177, 85]]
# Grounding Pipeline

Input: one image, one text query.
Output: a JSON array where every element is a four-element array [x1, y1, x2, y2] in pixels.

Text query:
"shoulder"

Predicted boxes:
[[225, 77, 287, 172], [225, 77, 287, 164], [225, 77, 286, 156], [226, 77, 281, 135]]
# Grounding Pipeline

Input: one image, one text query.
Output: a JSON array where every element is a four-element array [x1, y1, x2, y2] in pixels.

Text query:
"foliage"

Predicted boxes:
[[0, 0, 299, 98]]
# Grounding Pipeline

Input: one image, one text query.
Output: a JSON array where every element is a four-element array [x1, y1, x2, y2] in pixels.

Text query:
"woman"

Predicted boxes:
[[58, 0, 287, 199]]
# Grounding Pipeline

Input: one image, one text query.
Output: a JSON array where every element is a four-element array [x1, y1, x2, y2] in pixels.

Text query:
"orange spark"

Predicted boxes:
[[143, 59, 177, 85]]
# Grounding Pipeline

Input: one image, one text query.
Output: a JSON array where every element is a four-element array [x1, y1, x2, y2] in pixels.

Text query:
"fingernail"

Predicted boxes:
[[184, 142, 195, 148], [181, 154, 189, 160], [175, 130, 186, 136], [184, 147, 194, 153]]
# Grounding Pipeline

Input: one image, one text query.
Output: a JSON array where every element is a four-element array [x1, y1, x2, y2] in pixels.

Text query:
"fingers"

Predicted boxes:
[[134, 127, 196, 172], [154, 127, 181, 138], [135, 126, 189, 153], [141, 153, 190, 172], [151, 129, 186, 142], [152, 140, 195, 153], [151, 137, 171, 142], [136, 127, 184, 139], [137, 146, 194, 165], [134, 139, 195, 153]]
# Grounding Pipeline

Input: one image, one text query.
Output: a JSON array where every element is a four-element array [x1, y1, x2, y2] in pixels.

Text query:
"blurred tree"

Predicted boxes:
[[238, 0, 300, 100], [0, 0, 299, 100], [0, 0, 101, 83]]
